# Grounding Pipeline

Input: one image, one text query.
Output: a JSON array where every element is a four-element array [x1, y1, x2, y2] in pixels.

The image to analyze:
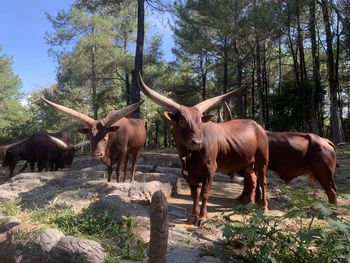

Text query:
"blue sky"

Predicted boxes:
[[0, 1, 174, 95]]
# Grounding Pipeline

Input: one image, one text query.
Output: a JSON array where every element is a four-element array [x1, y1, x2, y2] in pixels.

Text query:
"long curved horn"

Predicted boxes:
[[2, 138, 28, 150], [138, 73, 181, 112], [48, 136, 68, 149], [100, 100, 144, 127], [41, 97, 95, 127], [194, 88, 241, 114], [74, 141, 90, 150]]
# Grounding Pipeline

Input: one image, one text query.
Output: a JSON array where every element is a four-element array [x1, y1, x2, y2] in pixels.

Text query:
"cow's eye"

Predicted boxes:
[[179, 120, 186, 127]]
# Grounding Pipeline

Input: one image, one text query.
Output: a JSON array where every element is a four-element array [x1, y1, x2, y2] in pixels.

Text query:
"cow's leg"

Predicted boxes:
[[256, 164, 268, 211], [122, 154, 130, 182], [116, 157, 125, 183], [107, 165, 113, 182], [9, 162, 16, 178], [245, 164, 257, 204], [198, 178, 213, 225], [197, 163, 217, 225], [187, 183, 200, 225], [37, 160, 44, 172], [129, 151, 140, 182], [313, 168, 337, 205], [49, 159, 55, 171], [236, 171, 250, 202], [30, 161, 35, 172]]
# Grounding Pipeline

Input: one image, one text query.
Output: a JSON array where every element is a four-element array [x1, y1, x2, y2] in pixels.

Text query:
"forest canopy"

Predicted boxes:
[[0, 0, 349, 145]]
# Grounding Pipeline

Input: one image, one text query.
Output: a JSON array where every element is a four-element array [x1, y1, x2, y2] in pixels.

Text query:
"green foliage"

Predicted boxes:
[[30, 206, 146, 261], [220, 195, 350, 262], [0, 198, 21, 217], [0, 47, 31, 140]]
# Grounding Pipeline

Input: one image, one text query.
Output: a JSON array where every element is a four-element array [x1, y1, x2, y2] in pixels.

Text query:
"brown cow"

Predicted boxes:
[[238, 131, 338, 204], [41, 98, 145, 182], [138, 74, 269, 225]]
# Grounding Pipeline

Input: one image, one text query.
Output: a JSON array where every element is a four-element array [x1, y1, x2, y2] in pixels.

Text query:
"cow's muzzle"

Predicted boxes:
[[189, 139, 202, 150], [93, 152, 104, 158]]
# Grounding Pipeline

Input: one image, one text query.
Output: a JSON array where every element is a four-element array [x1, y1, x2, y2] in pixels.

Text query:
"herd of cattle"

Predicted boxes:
[[0, 74, 339, 225]]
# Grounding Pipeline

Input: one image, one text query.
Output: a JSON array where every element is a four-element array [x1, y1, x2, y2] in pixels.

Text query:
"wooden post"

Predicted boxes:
[[148, 190, 168, 263]]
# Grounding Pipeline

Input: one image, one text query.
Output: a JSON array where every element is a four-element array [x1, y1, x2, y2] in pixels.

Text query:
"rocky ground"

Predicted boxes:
[[0, 146, 349, 262]]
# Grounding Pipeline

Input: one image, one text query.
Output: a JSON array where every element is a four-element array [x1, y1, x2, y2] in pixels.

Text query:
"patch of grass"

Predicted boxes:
[[29, 206, 146, 262], [0, 199, 21, 216], [339, 192, 350, 200], [13, 227, 46, 248]]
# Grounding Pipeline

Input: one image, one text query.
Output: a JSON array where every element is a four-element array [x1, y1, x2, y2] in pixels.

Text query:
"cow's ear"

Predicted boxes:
[[202, 114, 214, 123], [77, 128, 89, 134], [109, 126, 119, 132], [163, 111, 179, 122]]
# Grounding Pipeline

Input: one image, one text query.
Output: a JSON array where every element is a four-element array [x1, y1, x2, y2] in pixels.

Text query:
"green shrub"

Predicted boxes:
[[220, 192, 350, 262]]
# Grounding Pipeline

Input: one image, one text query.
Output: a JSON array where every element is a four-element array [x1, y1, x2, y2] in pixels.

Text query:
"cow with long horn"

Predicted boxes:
[[138, 73, 269, 225], [2, 133, 90, 177], [41, 98, 145, 182]]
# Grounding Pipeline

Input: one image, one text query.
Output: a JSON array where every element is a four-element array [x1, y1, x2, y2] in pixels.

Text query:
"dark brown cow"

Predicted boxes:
[[1, 133, 88, 177], [138, 74, 269, 225], [41, 98, 145, 182], [238, 131, 338, 204]]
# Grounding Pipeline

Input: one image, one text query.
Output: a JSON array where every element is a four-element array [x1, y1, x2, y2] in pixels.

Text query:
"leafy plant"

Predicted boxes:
[[219, 193, 350, 263]]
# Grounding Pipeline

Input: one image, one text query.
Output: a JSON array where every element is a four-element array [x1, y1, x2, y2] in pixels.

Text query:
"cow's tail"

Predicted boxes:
[[326, 140, 340, 168]]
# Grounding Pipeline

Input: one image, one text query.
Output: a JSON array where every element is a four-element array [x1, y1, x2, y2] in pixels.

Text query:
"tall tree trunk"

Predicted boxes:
[[262, 42, 269, 129], [278, 32, 282, 94], [91, 44, 97, 119], [223, 37, 228, 94], [309, 0, 321, 134], [200, 54, 207, 100], [234, 40, 244, 118], [251, 58, 255, 119], [335, 14, 342, 121], [255, 35, 265, 127], [287, 17, 302, 130], [123, 33, 131, 105], [131, 0, 144, 118], [163, 121, 168, 148], [321, 0, 343, 143], [296, 0, 308, 131], [155, 119, 159, 145]]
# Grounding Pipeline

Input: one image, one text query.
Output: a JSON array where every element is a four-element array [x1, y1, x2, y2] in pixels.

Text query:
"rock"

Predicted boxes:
[[37, 228, 65, 253], [198, 256, 222, 263], [0, 220, 106, 263], [166, 247, 201, 263], [50, 236, 106, 263]]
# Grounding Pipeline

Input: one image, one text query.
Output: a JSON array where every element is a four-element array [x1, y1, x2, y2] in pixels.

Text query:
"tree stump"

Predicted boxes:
[[148, 190, 169, 263]]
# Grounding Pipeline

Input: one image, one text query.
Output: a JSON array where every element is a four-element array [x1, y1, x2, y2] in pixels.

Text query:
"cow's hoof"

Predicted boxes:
[[195, 217, 207, 227], [263, 206, 269, 214], [186, 215, 198, 225]]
